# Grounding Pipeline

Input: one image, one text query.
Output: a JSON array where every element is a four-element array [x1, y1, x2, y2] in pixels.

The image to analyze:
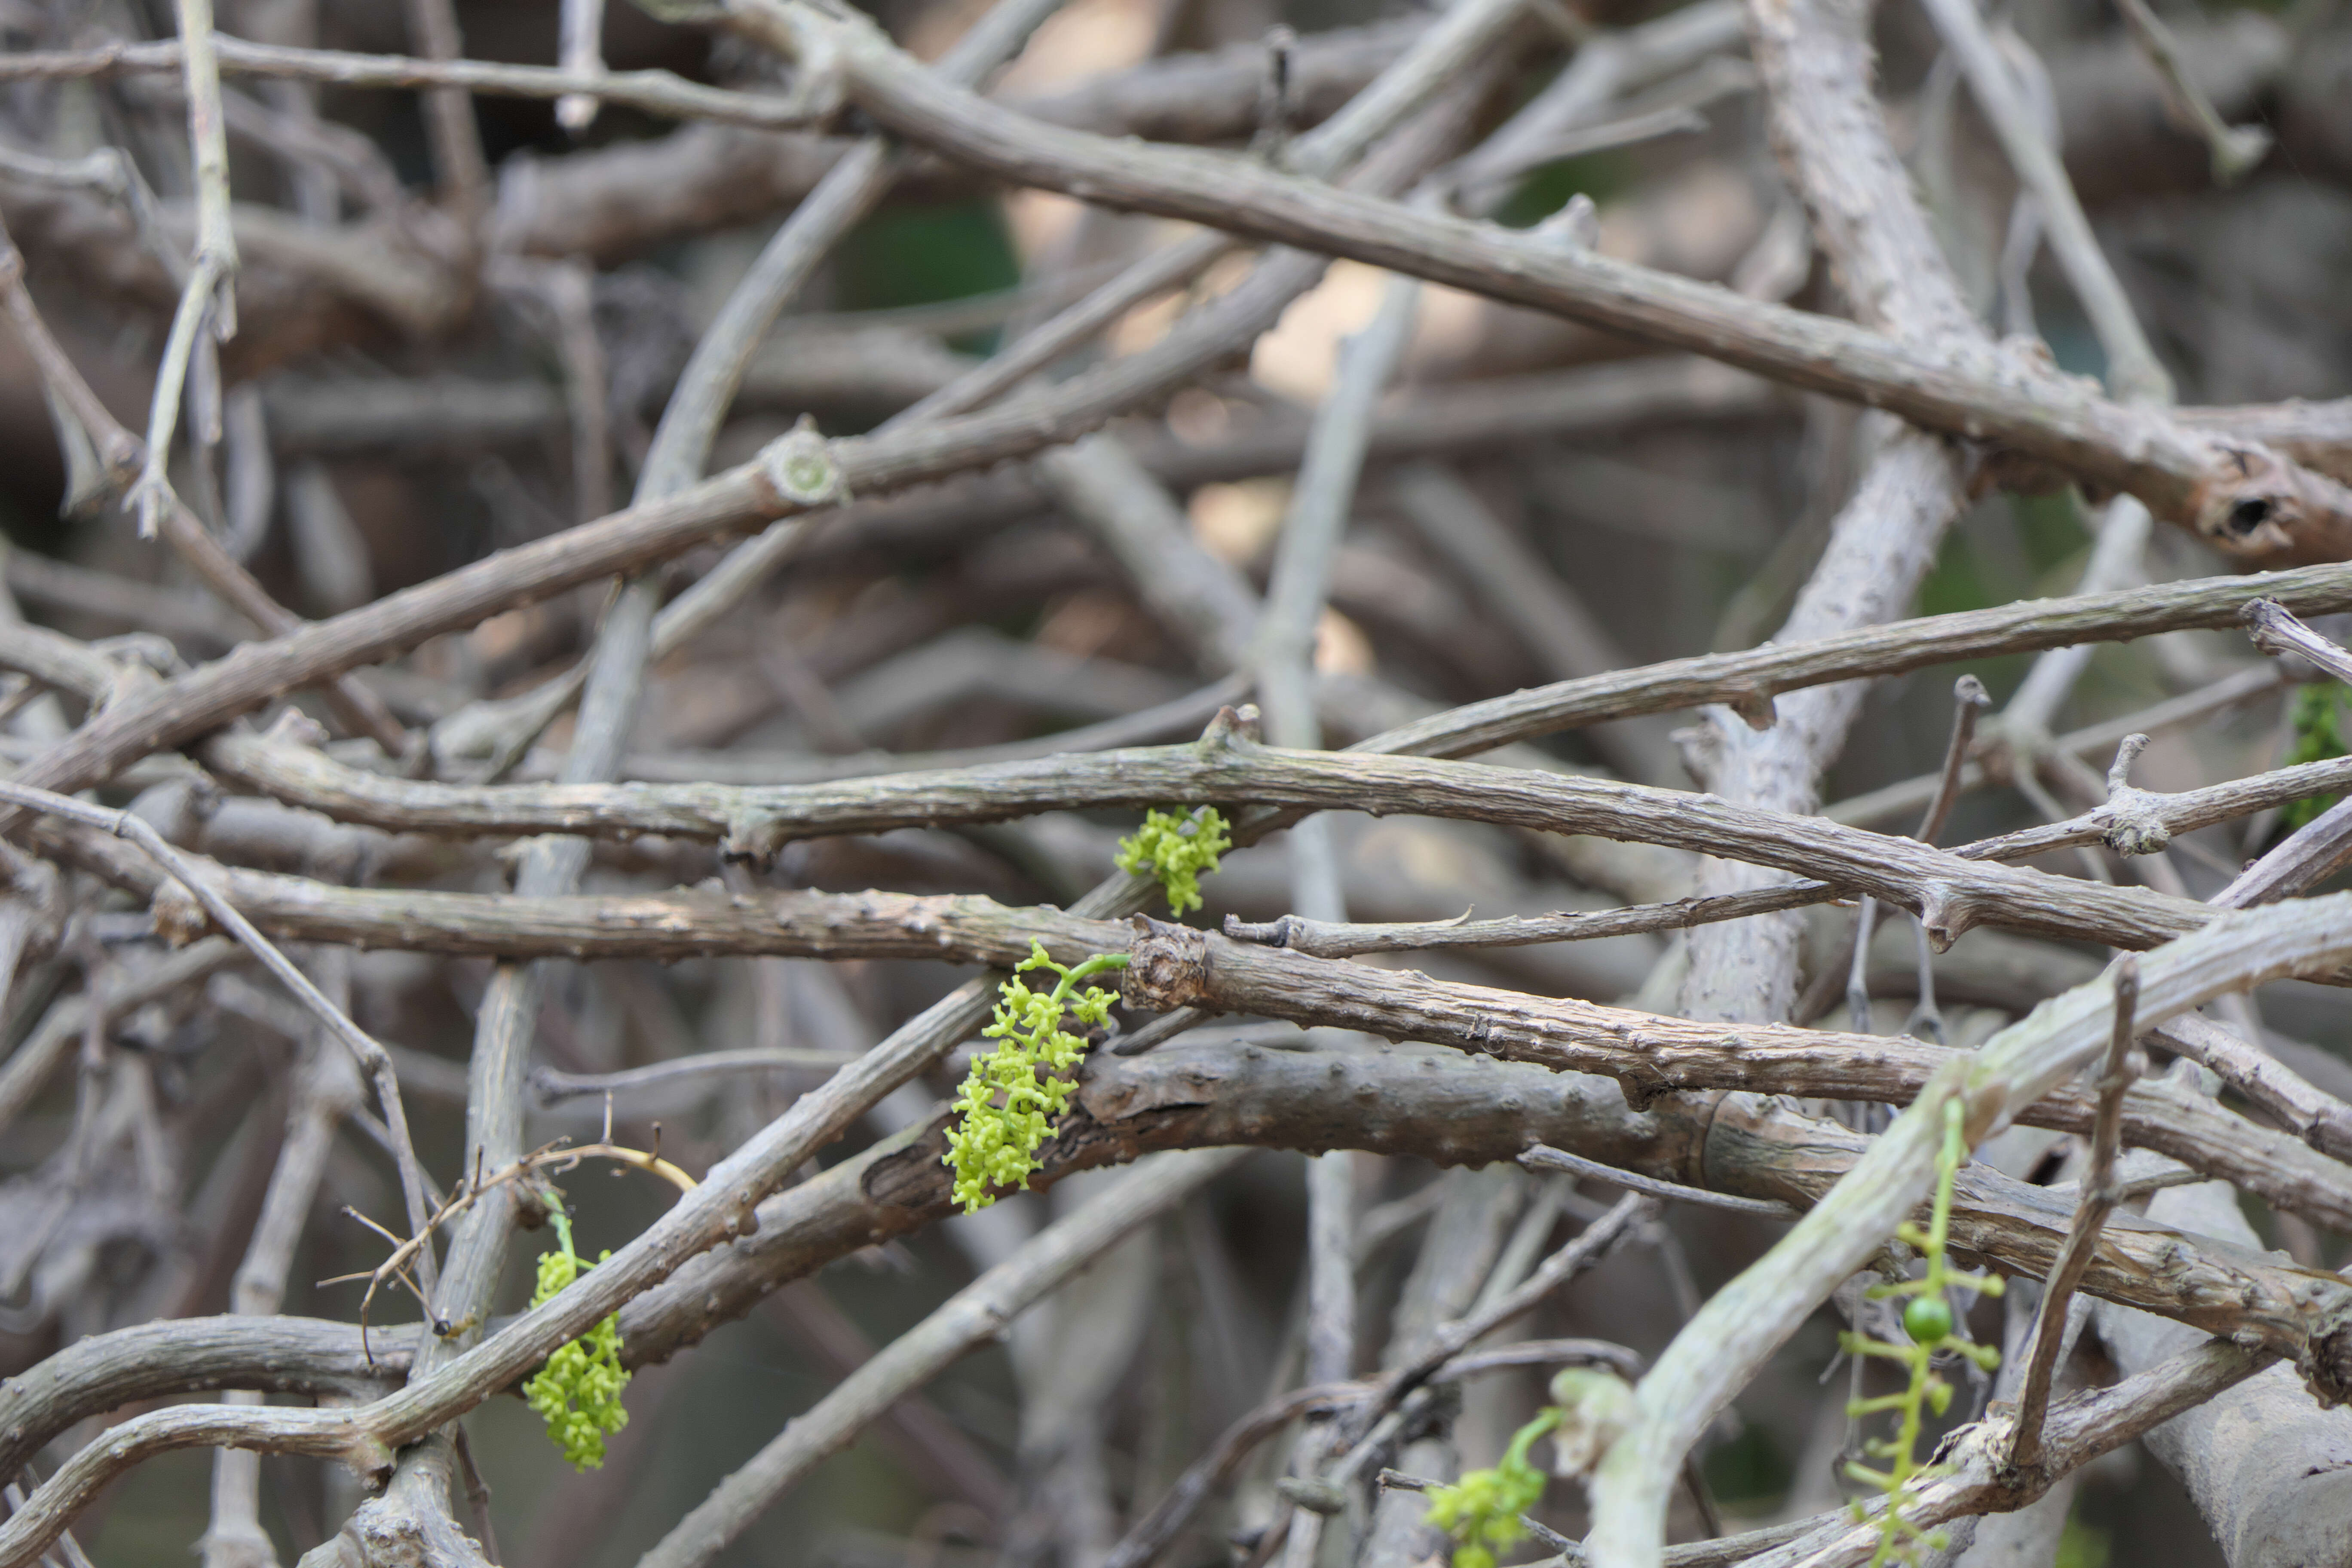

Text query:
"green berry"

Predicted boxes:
[[1902, 1291, 1954, 1347]]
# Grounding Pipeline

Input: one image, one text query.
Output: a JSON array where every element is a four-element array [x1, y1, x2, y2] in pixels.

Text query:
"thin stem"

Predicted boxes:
[[401, 0, 490, 222], [2009, 957, 2139, 1471], [0, 213, 404, 752], [0, 34, 835, 128], [635, 1149, 1246, 1568], [1917, 0, 2168, 404], [2112, 0, 2272, 184], [555, 0, 607, 131], [133, 0, 240, 537], [730, 0, 2352, 557], [1518, 1145, 1797, 1219], [0, 778, 441, 1296]]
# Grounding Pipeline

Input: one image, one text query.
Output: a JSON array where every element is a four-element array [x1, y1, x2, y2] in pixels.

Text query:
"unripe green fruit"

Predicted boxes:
[[1903, 1293, 1954, 1345]]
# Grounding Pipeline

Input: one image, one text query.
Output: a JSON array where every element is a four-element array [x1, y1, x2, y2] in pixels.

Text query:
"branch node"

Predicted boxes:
[[1725, 685, 1777, 731], [342, 1432, 397, 1485], [1197, 703, 1261, 751], [150, 876, 215, 946], [263, 707, 332, 750], [722, 810, 789, 867], [758, 417, 846, 509], [2096, 733, 2172, 855], [1223, 913, 1299, 948]]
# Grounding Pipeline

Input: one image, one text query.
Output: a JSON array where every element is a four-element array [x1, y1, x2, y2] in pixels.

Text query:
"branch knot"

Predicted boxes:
[[1121, 916, 1211, 1011]]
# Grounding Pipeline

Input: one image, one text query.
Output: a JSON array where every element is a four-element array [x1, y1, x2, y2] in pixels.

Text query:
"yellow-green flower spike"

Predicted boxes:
[[1840, 1099, 2005, 1566], [521, 1194, 631, 1470], [1421, 1366, 1634, 1567], [1115, 807, 1231, 917], [943, 942, 1129, 1213], [1424, 1406, 1563, 1568]]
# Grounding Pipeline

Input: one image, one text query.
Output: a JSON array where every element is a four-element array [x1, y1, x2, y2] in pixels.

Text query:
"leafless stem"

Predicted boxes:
[[1917, 0, 2169, 404], [401, 0, 490, 223], [555, 0, 608, 132], [2112, 0, 2273, 184], [2008, 956, 2139, 1471], [529, 1050, 857, 1106], [1518, 1145, 1796, 1218], [2154, 1012, 2352, 1164], [203, 966, 362, 1568], [0, 34, 836, 128], [132, 0, 239, 538], [2242, 596, 2352, 685], [0, 779, 441, 1299], [0, 212, 404, 752], [726, 0, 2352, 558], [637, 1149, 1245, 1568]]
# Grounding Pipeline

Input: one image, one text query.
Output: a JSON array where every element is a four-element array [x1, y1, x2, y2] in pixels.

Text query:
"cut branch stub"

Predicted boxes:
[[1195, 702, 1262, 750]]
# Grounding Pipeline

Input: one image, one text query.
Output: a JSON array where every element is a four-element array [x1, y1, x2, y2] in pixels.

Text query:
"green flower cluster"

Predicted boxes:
[[1841, 1099, 2004, 1566], [1115, 807, 1231, 917], [2283, 683, 2352, 830], [1423, 1366, 1632, 1568], [1424, 1406, 1561, 1568], [521, 1197, 630, 1470], [944, 942, 1129, 1213]]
